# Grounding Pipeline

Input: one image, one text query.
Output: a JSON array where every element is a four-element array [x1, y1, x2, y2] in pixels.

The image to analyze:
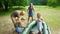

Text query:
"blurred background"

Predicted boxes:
[[0, 0, 60, 34]]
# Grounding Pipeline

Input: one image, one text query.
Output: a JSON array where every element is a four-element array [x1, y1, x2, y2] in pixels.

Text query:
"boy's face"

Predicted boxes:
[[37, 13, 41, 18]]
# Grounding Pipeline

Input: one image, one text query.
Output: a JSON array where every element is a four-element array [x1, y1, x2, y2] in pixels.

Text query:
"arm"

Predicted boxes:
[[40, 16, 44, 21], [27, 7, 29, 15], [32, 7, 35, 15], [33, 7, 34, 11], [11, 15, 15, 24], [32, 7, 35, 12]]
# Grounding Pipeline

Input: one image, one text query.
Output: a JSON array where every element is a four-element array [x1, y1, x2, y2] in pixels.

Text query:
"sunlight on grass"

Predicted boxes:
[[0, 5, 60, 34]]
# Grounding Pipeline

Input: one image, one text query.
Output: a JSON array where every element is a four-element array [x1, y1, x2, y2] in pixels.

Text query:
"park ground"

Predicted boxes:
[[0, 5, 60, 34]]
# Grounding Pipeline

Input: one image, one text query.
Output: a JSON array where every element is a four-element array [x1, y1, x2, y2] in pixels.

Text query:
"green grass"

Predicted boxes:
[[34, 6, 60, 27], [0, 6, 26, 16], [25, 6, 60, 34], [0, 5, 60, 34], [33, 6, 60, 34]]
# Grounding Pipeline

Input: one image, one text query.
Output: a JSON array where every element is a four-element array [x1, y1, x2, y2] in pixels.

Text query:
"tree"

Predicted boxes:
[[19, 0, 28, 6], [7, 0, 28, 6], [57, 0, 60, 6], [0, 1, 3, 8], [4, 0, 8, 10], [30, 0, 47, 5], [47, 0, 57, 7]]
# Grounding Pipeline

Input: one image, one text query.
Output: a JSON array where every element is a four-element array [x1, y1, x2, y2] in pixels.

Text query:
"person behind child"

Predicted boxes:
[[27, 3, 34, 23], [11, 10, 21, 26], [11, 10, 25, 27], [11, 10, 22, 34], [11, 10, 26, 34]]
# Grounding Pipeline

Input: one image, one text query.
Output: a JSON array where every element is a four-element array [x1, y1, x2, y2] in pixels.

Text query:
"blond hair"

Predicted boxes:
[[37, 13, 42, 18]]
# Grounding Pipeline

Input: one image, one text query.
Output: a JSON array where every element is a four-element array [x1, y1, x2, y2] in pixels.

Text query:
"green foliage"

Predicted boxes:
[[57, 0, 60, 6], [0, 0, 28, 7], [36, 0, 47, 5], [30, 0, 47, 5], [19, 0, 28, 6], [47, 0, 60, 7], [0, 0, 28, 11], [7, 0, 28, 6], [0, 6, 26, 16], [0, 1, 3, 8]]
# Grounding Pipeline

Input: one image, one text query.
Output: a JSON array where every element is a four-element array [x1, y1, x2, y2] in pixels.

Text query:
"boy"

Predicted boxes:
[[31, 13, 43, 34], [37, 13, 43, 34]]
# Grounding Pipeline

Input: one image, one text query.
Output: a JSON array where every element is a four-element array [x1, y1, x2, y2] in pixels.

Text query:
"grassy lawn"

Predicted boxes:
[[0, 5, 60, 34], [33, 6, 60, 34]]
